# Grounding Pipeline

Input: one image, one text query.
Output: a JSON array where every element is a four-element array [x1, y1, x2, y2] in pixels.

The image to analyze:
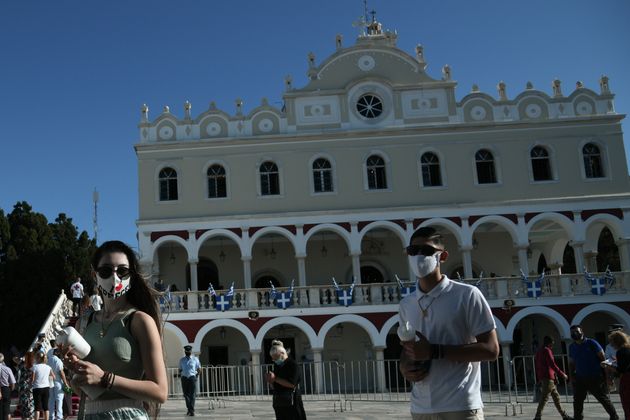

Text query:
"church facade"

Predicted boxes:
[[135, 18, 630, 392]]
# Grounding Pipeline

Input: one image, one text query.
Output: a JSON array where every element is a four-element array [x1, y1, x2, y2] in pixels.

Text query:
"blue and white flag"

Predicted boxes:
[[211, 282, 234, 311], [521, 270, 543, 298], [332, 277, 355, 307], [395, 274, 416, 298], [269, 280, 294, 309], [473, 271, 485, 289], [585, 267, 613, 296]]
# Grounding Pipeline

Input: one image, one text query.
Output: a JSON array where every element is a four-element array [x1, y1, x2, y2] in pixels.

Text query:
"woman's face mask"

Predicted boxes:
[[95, 252, 132, 300], [408, 252, 441, 279], [274, 358, 285, 366], [96, 270, 131, 300]]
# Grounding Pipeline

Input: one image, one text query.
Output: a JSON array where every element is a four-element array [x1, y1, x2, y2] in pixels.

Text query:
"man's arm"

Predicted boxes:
[[545, 347, 567, 378], [404, 329, 499, 363]]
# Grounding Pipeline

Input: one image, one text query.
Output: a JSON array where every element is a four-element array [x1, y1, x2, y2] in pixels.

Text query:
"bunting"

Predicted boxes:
[[208, 282, 235, 311], [269, 279, 295, 309], [584, 266, 614, 296], [332, 277, 355, 307], [520, 270, 544, 298]]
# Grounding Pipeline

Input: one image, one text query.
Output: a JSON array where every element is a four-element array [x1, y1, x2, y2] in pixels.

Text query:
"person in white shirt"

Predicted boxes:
[[90, 290, 103, 312], [70, 277, 84, 316], [399, 227, 499, 420], [32, 352, 54, 420], [47, 350, 69, 420]]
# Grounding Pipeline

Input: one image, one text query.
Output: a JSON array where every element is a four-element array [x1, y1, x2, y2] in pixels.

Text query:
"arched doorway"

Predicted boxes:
[[597, 227, 621, 271], [360, 265, 384, 284], [186, 258, 219, 291], [254, 275, 281, 289]]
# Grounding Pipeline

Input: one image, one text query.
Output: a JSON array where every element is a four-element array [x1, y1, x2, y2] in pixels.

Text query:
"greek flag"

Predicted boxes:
[[210, 282, 234, 311], [333, 277, 355, 307], [585, 267, 612, 296], [395, 274, 416, 298], [521, 270, 543, 298], [270, 280, 294, 309]]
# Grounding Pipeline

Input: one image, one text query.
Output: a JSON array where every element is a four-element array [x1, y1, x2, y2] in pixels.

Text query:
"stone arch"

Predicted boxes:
[[152, 235, 191, 261], [584, 214, 624, 251], [470, 215, 520, 245], [417, 218, 464, 246], [526, 213, 576, 241], [315, 314, 382, 348], [304, 224, 352, 253], [358, 221, 407, 247], [196, 229, 244, 258], [163, 321, 189, 347], [192, 319, 256, 352], [572, 303, 630, 330], [250, 226, 298, 256], [254, 316, 318, 351], [378, 314, 401, 345], [506, 306, 571, 340], [493, 317, 509, 343]]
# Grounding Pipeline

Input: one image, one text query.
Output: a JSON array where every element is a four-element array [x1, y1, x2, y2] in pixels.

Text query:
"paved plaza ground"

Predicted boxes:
[[158, 396, 624, 419]]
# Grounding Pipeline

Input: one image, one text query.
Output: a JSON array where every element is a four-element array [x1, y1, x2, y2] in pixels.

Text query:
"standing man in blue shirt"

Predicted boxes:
[[568, 324, 619, 420], [179, 345, 201, 416]]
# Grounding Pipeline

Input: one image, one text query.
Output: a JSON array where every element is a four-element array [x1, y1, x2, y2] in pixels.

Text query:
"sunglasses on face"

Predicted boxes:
[[406, 244, 442, 256], [96, 265, 131, 279]]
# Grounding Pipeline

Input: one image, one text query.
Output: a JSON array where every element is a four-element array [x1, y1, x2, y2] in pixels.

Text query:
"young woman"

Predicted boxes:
[[17, 352, 35, 420], [604, 330, 630, 420], [265, 340, 307, 420], [31, 352, 54, 420], [62, 240, 167, 420]]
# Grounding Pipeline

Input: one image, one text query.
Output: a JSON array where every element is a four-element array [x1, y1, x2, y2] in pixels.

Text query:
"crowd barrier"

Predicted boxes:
[[166, 354, 611, 406]]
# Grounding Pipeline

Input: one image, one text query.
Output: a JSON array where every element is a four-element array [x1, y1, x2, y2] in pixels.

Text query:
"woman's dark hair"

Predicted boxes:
[[91, 240, 162, 335]]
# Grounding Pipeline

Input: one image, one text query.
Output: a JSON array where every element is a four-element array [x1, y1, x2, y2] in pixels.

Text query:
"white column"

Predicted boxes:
[[189, 260, 199, 291], [351, 253, 361, 284], [311, 348, 324, 394], [616, 239, 630, 271], [517, 246, 530, 275], [242, 256, 252, 289], [500, 343, 513, 391], [461, 246, 473, 279], [571, 241, 585, 273], [374, 347, 386, 392], [296, 255, 306, 287], [250, 350, 262, 395]]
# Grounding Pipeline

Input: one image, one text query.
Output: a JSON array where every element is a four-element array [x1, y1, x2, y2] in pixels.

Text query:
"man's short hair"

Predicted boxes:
[[608, 323, 624, 332], [409, 226, 444, 248], [570, 324, 582, 330], [0, 353, 4, 363], [543, 336, 554, 346], [49, 339, 56, 347]]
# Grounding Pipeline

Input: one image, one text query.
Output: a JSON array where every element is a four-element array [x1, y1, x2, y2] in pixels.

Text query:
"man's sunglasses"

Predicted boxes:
[[405, 244, 442, 256], [96, 265, 131, 279]]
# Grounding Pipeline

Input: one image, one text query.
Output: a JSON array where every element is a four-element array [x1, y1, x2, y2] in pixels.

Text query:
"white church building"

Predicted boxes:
[[134, 17, 630, 394]]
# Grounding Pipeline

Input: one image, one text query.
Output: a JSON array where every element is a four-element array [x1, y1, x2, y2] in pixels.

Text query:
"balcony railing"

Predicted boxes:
[[161, 271, 630, 313]]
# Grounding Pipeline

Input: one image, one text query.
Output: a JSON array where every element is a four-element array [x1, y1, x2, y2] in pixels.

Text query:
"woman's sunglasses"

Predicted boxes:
[[96, 265, 131, 279], [405, 244, 442, 256]]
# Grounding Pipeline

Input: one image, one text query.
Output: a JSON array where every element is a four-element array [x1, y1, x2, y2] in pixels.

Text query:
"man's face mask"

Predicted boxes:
[[406, 244, 442, 279], [96, 265, 131, 300], [571, 330, 584, 341]]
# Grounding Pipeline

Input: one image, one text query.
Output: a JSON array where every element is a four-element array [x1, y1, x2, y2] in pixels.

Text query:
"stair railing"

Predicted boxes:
[[28, 290, 72, 352]]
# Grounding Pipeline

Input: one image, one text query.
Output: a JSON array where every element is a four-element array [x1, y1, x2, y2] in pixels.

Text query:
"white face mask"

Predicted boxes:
[[96, 273, 131, 300], [408, 252, 441, 279]]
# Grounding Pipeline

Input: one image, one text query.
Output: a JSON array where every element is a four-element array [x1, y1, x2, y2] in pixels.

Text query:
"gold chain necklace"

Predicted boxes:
[[99, 311, 124, 338], [418, 296, 438, 317]]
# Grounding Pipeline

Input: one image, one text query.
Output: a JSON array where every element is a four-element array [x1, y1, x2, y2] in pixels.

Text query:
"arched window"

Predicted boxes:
[[207, 164, 227, 198], [158, 167, 178, 201], [583, 143, 604, 178], [421, 152, 442, 187], [366, 155, 387, 189], [530, 146, 552, 181], [475, 149, 497, 184], [312, 158, 333, 193], [260, 161, 280, 196]]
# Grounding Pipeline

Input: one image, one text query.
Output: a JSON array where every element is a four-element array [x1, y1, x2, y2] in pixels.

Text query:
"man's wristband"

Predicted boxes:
[[431, 344, 444, 359]]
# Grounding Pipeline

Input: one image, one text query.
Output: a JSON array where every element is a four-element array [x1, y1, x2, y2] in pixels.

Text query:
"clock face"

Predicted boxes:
[[525, 103, 542, 119], [470, 105, 487, 121], [357, 55, 375, 72], [206, 122, 222, 136], [258, 118, 274, 133], [576, 101, 593, 115]]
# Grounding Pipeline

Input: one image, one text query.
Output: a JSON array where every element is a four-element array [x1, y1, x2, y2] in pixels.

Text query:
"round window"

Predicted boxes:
[[356, 94, 383, 119]]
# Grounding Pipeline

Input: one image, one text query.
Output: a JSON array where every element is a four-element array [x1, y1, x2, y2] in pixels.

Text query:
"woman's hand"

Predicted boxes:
[[58, 344, 80, 371], [71, 360, 105, 387]]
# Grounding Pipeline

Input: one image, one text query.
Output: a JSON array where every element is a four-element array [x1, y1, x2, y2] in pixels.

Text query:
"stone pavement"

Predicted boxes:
[[159, 397, 625, 419]]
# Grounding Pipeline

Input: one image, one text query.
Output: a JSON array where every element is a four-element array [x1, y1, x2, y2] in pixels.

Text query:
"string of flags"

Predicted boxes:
[[584, 266, 615, 296], [520, 270, 544, 298], [208, 282, 235, 311], [332, 277, 355, 307], [269, 279, 295, 309], [395, 274, 417, 298]]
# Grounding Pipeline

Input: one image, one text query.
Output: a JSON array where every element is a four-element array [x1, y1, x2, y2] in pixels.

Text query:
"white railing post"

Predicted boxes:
[[251, 350, 262, 395], [312, 348, 324, 394], [187, 291, 198, 312]]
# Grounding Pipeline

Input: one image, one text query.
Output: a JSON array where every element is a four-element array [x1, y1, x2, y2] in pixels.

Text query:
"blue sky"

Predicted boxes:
[[1, 0, 629, 249]]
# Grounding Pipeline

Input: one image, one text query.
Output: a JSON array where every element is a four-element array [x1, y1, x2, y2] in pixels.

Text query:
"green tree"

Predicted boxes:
[[0, 202, 96, 350]]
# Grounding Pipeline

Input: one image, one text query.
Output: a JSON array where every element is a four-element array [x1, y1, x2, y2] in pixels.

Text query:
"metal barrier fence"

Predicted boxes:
[[167, 354, 612, 405]]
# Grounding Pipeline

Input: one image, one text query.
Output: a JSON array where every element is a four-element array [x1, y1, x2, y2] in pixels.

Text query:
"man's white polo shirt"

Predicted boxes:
[[398, 275, 496, 414]]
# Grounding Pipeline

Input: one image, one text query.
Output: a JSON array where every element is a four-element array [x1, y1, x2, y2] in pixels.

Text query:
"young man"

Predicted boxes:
[[70, 276, 84, 316], [399, 227, 499, 419], [568, 324, 619, 420], [179, 345, 201, 416], [534, 336, 571, 420]]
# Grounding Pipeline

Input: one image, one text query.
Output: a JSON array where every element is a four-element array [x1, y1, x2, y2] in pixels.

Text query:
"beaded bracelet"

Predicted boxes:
[[430, 344, 444, 360], [99, 371, 113, 389]]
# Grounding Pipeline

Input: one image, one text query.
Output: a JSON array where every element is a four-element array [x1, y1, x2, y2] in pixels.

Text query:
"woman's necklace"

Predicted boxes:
[[99, 310, 124, 338]]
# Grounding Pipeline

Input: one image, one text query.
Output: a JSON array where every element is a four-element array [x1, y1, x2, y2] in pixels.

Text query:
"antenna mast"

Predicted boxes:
[[92, 188, 99, 244]]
